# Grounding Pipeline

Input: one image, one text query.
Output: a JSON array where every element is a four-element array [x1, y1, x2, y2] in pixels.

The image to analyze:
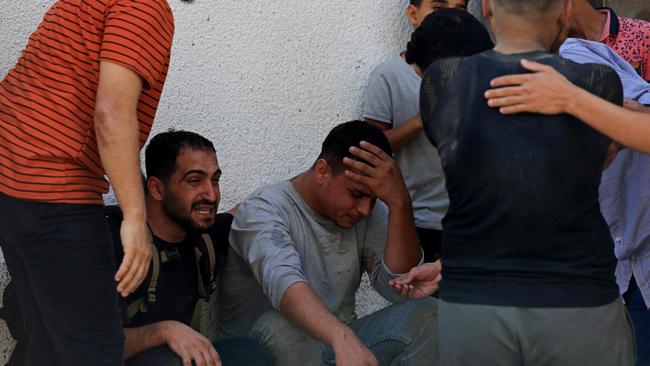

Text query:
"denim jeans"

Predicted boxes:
[[624, 278, 650, 366], [126, 337, 273, 366], [249, 298, 439, 366], [0, 193, 124, 366]]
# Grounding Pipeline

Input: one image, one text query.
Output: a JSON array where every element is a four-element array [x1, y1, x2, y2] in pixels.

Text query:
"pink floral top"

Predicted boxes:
[[599, 8, 650, 81]]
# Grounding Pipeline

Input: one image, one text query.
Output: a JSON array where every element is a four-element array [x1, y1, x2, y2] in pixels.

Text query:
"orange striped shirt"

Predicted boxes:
[[0, 0, 174, 204]]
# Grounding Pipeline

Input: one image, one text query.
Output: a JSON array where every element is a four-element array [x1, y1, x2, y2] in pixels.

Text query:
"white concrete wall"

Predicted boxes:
[[1, 0, 411, 209], [0, 0, 411, 360]]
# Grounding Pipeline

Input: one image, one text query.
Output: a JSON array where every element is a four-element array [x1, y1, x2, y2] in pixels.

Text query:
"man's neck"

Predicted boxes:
[[292, 171, 325, 216], [491, 16, 555, 54], [570, 2, 607, 41], [400, 53, 424, 77], [146, 196, 187, 243]]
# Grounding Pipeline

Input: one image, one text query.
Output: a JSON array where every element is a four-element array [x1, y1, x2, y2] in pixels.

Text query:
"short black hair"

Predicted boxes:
[[317, 121, 392, 175], [492, 0, 564, 14], [405, 8, 493, 71], [410, 0, 471, 7], [145, 129, 215, 182]]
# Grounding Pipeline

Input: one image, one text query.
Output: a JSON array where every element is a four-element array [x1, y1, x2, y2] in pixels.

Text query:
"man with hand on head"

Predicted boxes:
[[218, 121, 438, 366], [109, 130, 272, 366]]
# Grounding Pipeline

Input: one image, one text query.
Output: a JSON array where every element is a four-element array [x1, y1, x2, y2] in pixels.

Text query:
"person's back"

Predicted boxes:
[[420, 0, 635, 365], [422, 52, 622, 307]]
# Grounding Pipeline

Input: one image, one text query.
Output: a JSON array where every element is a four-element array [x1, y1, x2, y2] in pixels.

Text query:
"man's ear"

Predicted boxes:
[[482, 0, 495, 32], [314, 159, 332, 184], [482, 0, 493, 17], [405, 4, 419, 27], [561, 0, 573, 28], [147, 177, 165, 201]]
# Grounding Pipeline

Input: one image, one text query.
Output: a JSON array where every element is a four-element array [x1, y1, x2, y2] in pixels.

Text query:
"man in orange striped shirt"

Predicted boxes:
[[0, 1, 187, 364]]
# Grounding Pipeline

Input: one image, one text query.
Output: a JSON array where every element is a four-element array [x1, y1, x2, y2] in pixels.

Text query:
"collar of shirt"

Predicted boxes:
[[597, 7, 620, 42], [559, 38, 650, 104]]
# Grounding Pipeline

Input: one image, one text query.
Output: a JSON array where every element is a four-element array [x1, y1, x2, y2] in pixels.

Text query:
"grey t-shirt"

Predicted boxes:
[[217, 180, 407, 337], [363, 56, 448, 230]]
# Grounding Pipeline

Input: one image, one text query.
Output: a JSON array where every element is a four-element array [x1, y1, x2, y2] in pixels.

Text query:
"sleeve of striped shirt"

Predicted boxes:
[[100, 0, 174, 89]]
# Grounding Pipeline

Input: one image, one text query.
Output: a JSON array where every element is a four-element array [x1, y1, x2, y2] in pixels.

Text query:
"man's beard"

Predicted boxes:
[[162, 195, 216, 233]]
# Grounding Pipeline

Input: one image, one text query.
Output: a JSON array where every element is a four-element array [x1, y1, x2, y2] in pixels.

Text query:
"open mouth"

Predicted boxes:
[[193, 206, 215, 216]]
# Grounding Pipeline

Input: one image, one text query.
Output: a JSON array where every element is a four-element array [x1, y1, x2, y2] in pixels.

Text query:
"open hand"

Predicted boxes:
[[485, 59, 574, 115], [389, 261, 442, 299]]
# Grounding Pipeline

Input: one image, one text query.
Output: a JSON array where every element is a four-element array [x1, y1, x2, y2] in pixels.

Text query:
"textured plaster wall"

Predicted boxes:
[[0, 0, 410, 360]]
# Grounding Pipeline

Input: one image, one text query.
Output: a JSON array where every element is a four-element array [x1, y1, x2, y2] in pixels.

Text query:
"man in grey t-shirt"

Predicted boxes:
[[364, 57, 448, 262], [363, 1, 473, 261], [218, 121, 438, 365]]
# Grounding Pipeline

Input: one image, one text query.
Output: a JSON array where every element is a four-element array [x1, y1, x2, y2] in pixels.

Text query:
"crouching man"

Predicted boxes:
[[108, 130, 272, 366], [218, 121, 438, 365]]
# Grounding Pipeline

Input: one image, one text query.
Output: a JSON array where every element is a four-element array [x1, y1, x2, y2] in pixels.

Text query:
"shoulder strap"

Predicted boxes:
[[201, 233, 217, 286], [190, 234, 217, 331], [126, 227, 160, 319]]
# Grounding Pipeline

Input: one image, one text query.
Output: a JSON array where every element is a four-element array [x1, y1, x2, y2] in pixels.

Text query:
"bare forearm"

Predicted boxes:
[[566, 88, 650, 154], [95, 112, 145, 220], [365, 116, 422, 153], [124, 323, 168, 359], [383, 198, 421, 273], [279, 282, 351, 347]]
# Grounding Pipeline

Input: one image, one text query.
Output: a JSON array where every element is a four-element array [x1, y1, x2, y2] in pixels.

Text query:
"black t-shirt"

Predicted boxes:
[[420, 50, 623, 308], [107, 208, 233, 327]]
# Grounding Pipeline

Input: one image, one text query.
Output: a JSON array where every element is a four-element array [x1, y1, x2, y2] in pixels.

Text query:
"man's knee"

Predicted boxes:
[[250, 309, 322, 364], [126, 346, 183, 366], [393, 298, 438, 335], [349, 299, 438, 365], [213, 337, 273, 366], [250, 309, 313, 347]]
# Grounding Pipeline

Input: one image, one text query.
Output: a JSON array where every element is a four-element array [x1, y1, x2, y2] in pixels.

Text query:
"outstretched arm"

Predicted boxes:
[[484, 59, 650, 155], [389, 261, 442, 299]]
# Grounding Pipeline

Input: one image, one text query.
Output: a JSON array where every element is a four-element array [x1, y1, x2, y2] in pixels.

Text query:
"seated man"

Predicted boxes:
[[418, 0, 634, 365], [108, 130, 272, 366], [218, 121, 437, 365]]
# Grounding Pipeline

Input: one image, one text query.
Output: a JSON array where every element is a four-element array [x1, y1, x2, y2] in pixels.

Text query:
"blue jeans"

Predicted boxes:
[[125, 337, 272, 366], [249, 298, 439, 366], [0, 193, 124, 366], [624, 278, 650, 366]]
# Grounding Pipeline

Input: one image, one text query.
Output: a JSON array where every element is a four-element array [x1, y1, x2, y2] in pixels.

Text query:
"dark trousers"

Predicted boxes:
[[0, 193, 124, 366], [416, 227, 442, 263], [624, 278, 650, 366], [126, 337, 273, 366]]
